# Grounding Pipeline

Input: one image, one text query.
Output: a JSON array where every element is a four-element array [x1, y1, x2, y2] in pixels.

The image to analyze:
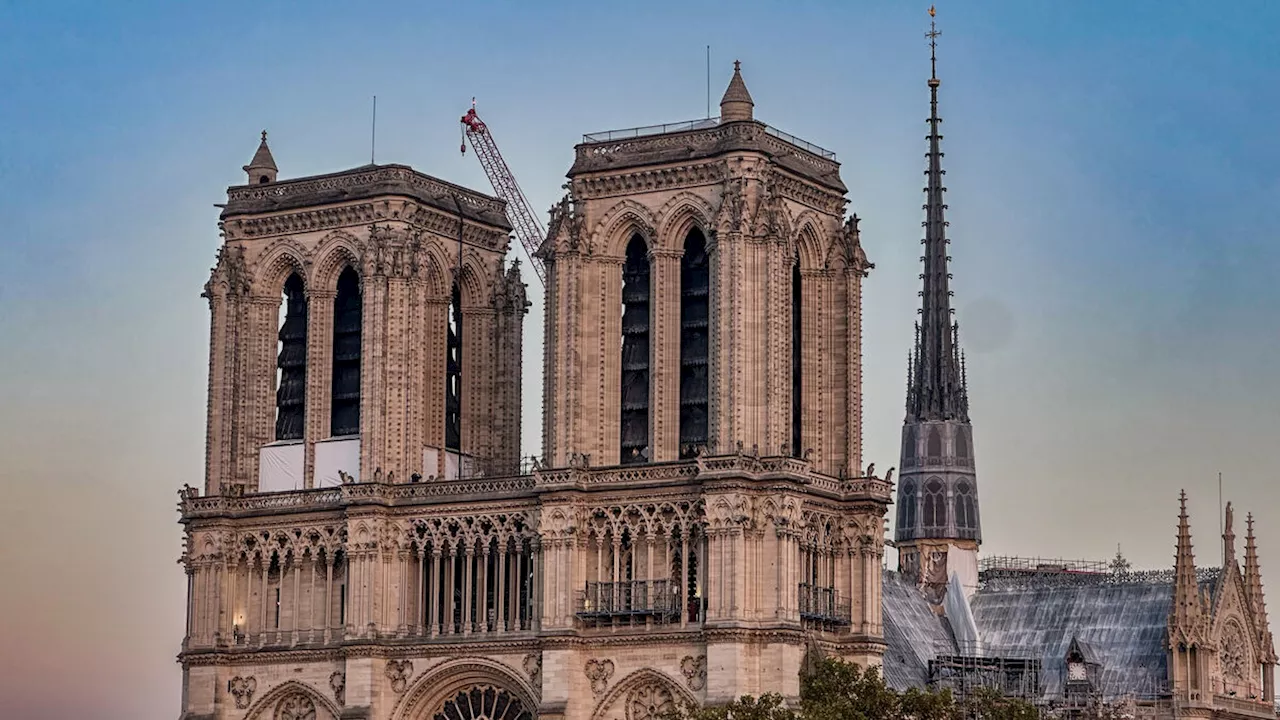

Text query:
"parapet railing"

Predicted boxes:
[[180, 454, 890, 516], [577, 580, 679, 619], [583, 117, 722, 143], [579, 116, 837, 161], [798, 583, 851, 625]]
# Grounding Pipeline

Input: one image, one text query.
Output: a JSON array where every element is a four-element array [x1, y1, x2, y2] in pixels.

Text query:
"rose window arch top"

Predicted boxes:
[[433, 685, 532, 720], [275, 693, 316, 720], [626, 683, 677, 720]]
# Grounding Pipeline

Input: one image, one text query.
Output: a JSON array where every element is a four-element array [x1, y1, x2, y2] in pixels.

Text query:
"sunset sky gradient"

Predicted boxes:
[[1, 1, 1278, 717]]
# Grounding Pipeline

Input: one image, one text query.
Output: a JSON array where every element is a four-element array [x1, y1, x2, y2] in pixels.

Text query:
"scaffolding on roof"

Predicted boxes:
[[928, 651, 1043, 702], [980, 556, 1110, 576]]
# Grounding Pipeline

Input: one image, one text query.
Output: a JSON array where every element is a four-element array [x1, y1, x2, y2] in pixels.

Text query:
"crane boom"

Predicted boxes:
[[461, 103, 547, 285]]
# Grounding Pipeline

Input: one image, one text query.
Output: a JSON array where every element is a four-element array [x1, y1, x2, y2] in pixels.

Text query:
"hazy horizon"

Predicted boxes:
[[2, 2, 1278, 718]]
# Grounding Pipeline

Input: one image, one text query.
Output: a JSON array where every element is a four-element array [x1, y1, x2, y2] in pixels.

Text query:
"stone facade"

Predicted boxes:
[[179, 67, 890, 720]]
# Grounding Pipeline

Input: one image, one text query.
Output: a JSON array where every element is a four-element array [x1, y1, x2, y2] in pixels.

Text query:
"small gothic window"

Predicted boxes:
[[905, 426, 917, 456], [923, 478, 946, 529], [927, 427, 942, 458], [955, 481, 975, 529], [956, 428, 969, 458], [258, 175, 271, 184], [899, 481, 917, 532], [274, 272, 307, 441], [791, 253, 803, 457], [330, 267, 362, 437], [445, 281, 462, 452], [620, 235, 651, 464], [679, 229, 710, 457]]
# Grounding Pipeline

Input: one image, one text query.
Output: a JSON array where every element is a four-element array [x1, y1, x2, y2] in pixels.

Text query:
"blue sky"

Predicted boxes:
[[1, 2, 1278, 717]]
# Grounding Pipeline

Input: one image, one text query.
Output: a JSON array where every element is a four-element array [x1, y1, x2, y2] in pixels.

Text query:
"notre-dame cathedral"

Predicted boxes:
[[179, 61, 888, 720], [178, 15, 1276, 720]]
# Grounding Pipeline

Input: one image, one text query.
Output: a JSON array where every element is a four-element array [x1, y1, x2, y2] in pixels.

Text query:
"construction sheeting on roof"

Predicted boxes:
[[882, 571, 958, 690], [970, 580, 1174, 701]]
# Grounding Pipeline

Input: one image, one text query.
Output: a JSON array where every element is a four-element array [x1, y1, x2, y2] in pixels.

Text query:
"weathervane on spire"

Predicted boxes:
[[926, 6, 941, 84]]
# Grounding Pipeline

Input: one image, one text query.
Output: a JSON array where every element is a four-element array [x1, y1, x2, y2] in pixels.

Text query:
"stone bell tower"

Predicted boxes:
[[203, 135, 528, 495], [540, 61, 874, 477]]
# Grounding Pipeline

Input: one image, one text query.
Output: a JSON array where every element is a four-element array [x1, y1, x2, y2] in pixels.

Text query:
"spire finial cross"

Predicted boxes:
[[261, 129, 268, 142], [733, 59, 741, 72], [926, 6, 941, 81]]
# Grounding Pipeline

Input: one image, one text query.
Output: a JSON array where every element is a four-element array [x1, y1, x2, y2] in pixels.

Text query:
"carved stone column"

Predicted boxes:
[[358, 265, 388, 480], [422, 297, 449, 476], [246, 296, 281, 489], [461, 306, 497, 471], [303, 289, 335, 487], [649, 248, 682, 461], [597, 256, 624, 464]]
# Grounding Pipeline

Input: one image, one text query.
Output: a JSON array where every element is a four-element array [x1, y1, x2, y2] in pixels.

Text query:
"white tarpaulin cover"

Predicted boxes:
[[259, 442, 304, 493], [315, 437, 360, 487]]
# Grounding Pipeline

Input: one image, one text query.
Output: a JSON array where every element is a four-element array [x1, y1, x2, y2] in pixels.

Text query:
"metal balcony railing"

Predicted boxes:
[[577, 580, 681, 620], [798, 583, 851, 625]]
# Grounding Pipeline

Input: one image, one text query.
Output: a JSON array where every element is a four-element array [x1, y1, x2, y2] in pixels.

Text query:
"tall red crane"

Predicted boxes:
[[460, 100, 547, 285]]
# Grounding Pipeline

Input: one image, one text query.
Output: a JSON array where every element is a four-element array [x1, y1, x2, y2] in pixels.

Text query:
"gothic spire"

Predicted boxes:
[[906, 5, 966, 422], [1244, 513, 1273, 649], [1172, 490, 1204, 625]]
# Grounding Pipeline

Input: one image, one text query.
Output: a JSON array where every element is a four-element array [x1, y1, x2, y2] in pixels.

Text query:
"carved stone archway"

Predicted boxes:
[[591, 668, 698, 720], [243, 680, 342, 720], [393, 658, 538, 720]]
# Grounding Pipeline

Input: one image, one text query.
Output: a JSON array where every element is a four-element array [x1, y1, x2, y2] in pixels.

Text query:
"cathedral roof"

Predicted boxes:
[[883, 565, 1229, 702], [882, 571, 959, 689], [970, 578, 1174, 701]]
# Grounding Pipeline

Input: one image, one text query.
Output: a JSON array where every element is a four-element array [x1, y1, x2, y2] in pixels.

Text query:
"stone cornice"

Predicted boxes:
[[180, 636, 540, 667], [223, 164, 508, 227], [221, 200, 510, 252], [572, 162, 725, 201], [181, 455, 887, 525], [570, 120, 845, 193]]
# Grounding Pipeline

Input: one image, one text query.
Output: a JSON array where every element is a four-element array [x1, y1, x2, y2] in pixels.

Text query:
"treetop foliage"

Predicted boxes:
[[671, 658, 1040, 720]]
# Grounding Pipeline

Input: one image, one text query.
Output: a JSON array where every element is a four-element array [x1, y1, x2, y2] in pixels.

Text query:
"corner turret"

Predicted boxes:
[[243, 130, 278, 184], [719, 60, 754, 122]]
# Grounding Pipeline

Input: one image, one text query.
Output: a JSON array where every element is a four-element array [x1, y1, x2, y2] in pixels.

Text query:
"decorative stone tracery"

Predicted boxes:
[[626, 683, 676, 720], [276, 693, 317, 720], [230, 676, 258, 709], [432, 686, 532, 720]]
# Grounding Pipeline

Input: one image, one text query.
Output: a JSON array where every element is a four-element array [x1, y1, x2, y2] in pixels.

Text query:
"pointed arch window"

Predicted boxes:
[[679, 228, 709, 458], [445, 281, 462, 452], [899, 480, 917, 536], [330, 267, 362, 437], [620, 235, 651, 464], [275, 272, 307, 441], [791, 252, 803, 457], [955, 481, 976, 530], [923, 478, 946, 530], [956, 428, 969, 458], [926, 427, 942, 459]]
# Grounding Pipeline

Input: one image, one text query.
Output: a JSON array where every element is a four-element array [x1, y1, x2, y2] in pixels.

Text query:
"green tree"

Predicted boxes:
[[676, 693, 798, 720], [960, 687, 1038, 720], [669, 657, 1039, 720], [899, 686, 961, 720], [801, 658, 902, 720]]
